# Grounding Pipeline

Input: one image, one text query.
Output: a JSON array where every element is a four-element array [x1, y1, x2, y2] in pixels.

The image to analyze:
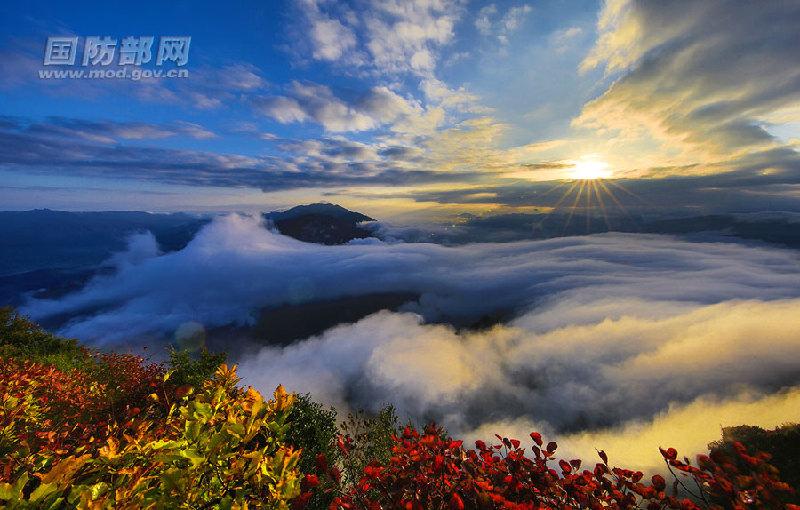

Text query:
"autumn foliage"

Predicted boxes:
[[299, 425, 797, 510], [0, 337, 302, 508]]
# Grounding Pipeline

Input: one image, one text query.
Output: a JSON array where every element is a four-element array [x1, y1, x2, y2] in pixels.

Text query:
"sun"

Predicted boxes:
[[570, 156, 612, 180]]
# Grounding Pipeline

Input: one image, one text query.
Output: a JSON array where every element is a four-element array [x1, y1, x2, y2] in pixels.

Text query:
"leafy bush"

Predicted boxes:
[[709, 424, 800, 502], [287, 395, 399, 510], [0, 307, 90, 372], [302, 425, 797, 510], [167, 346, 227, 388], [0, 361, 302, 509]]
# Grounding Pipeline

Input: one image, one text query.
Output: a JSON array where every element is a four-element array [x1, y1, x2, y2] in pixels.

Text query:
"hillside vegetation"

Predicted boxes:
[[1, 307, 797, 509]]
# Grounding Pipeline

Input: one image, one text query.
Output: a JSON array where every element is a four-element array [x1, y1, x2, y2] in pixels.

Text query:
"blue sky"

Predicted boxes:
[[1, 0, 799, 220]]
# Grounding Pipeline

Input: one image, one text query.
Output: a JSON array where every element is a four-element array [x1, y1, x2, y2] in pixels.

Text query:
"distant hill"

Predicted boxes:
[[0, 209, 209, 306], [394, 211, 800, 249], [263, 203, 376, 245]]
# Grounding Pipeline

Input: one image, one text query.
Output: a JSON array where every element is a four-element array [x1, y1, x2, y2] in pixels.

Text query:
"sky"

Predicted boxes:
[[1, 0, 800, 220]]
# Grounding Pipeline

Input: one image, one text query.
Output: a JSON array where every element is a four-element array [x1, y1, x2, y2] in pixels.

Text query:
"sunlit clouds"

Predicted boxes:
[[1, 1, 799, 214]]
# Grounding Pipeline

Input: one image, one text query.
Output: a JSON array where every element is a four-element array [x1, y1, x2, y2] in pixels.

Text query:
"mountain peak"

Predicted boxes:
[[264, 203, 375, 223], [263, 203, 377, 245]]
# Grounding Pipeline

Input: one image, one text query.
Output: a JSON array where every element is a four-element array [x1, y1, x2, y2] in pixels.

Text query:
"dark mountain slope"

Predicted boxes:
[[263, 203, 376, 245]]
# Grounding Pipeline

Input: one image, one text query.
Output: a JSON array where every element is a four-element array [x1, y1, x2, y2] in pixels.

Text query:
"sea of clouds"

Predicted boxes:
[[23, 214, 800, 471]]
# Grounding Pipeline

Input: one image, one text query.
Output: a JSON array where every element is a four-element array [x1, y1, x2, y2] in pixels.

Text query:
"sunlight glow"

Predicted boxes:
[[570, 156, 612, 180]]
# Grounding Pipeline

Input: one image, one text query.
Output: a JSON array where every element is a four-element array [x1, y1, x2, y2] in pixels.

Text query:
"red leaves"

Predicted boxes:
[[301, 473, 319, 489], [660, 447, 678, 460], [0, 355, 167, 460], [449, 492, 465, 510], [319, 425, 796, 510], [336, 435, 350, 455], [651, 474, 666, 490]]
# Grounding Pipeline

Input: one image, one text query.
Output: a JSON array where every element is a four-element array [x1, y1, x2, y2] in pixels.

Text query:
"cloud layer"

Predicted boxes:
[[21, 215, 800, 471], [24, 214, 800, 341]]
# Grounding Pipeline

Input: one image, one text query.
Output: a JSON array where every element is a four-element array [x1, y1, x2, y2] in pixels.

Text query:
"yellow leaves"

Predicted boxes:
[[272, 385, 295, 412], [37, 454, 90, 486], [213, 363, 241, 389], [0, 482, 16, 500], [99, 437, 118, 460]]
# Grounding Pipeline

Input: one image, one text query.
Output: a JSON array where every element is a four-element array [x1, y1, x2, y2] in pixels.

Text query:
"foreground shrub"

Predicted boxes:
[[0, 307, 89, 372], [287, 395, 399, 510], [0, 360, 302, 508], [709, 424, 800, 494], [167, 346, 228, 388], [304, 424, 797, 510], [0, 353, 164, 460]]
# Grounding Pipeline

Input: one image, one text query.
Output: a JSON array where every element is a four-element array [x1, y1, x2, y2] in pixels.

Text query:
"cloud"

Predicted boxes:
[[575, 0, 800, 168], [292, 0, 462, 76], [312, 18, 357, 61], [255, 81, 435, 134], [471, 387, 800, 474], [14, 117, 217, 143], [420, 78, 486, 113], [299, 0, 359, 62], [27, 213, 800, 342], [549, 26, 583, 53], [475, 4, 497, 35], [239, 289, 800, 431], [474, 3, 532, 44], [0, 117, 478, 190], [501, 5, 532, 33]]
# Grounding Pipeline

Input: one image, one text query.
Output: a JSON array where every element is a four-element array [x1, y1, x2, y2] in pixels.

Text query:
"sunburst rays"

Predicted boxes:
[[535, 177, 643, 235]]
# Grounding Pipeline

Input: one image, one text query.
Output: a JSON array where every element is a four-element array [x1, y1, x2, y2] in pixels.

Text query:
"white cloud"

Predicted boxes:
[[474, 3, 532, 44], [256, 81, 441, 134], [311, 17, 357, 61], [294, 0, 462, 76], [549, 26, 583, 53], [501, 4, 532, 32], [257, 96, 310, 124], [475, 4, 497, 35]]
